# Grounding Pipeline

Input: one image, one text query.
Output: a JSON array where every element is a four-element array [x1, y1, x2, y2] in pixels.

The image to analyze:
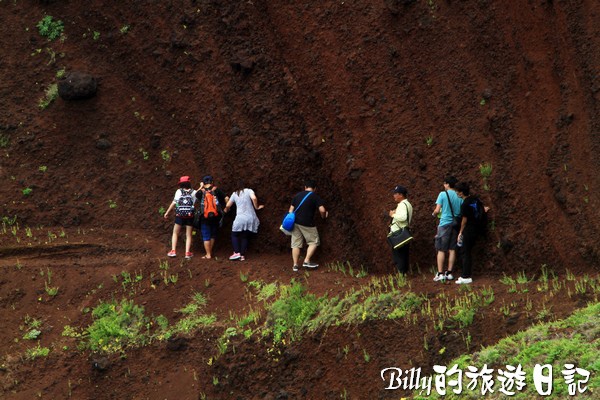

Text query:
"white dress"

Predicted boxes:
[[230, 189, 260, 233]]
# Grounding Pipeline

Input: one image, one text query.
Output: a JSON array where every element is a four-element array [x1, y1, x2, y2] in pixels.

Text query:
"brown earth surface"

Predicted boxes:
[[0, 0, 599, 399]]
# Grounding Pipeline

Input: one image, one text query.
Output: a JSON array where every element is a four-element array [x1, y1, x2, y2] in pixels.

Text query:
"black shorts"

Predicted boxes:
[[175, 216, 194, 227]]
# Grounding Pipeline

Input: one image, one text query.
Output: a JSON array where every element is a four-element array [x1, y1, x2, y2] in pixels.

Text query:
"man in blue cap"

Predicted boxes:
[[389, 185, 413, 274]]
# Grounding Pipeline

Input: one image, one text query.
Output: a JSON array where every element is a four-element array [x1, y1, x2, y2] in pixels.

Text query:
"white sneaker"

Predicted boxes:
[[229, 253, 241, 261], [433, 273, 445, 282], [445, 272, 454, 280], [456, 277, 473, 284]]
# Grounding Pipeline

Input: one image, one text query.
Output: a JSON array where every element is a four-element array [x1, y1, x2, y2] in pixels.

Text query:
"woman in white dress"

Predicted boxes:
[[223, 182, 264, 261]]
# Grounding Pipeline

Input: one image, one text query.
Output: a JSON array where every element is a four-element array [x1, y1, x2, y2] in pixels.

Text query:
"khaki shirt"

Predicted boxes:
[[390, 199, 413, 233]]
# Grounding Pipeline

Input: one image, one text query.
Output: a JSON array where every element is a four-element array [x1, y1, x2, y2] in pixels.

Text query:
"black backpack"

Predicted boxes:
[[175, 189, 195, 218]]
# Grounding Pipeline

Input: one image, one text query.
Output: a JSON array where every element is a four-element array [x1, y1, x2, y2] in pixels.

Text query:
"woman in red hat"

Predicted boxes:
[[163, 176, 197, 259]]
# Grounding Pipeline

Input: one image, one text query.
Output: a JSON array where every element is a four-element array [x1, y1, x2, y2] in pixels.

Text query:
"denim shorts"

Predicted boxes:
[[200, 222, 218, 241], [435, 223, 458, 251], [175, 216, 194, 227]]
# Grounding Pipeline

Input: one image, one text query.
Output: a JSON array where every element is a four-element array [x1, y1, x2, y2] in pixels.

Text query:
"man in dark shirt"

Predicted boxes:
[[455, 182, 488, 284], [288, 179, 328, 271]]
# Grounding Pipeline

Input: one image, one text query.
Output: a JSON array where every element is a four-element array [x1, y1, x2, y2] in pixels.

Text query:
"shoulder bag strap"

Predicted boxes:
[[294, 192, 313, 214], [445, 190, 455, 218], [391, 201, 411, 230]]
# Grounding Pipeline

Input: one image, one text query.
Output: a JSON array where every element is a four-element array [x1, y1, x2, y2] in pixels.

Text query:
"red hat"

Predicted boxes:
[[178, 176, 191, 184]]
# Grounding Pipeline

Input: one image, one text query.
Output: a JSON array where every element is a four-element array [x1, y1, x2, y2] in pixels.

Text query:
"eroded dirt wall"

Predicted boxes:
[[0, 0, 598, 273]]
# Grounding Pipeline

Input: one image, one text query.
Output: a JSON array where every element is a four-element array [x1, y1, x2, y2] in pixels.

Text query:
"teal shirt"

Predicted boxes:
[[435, 189, 463, 226]]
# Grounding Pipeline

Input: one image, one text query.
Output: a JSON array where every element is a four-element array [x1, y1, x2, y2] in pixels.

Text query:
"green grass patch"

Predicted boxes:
[[39, 83, 58, 109], [417, 302, 599, 399], [158, 291, 216, 339]]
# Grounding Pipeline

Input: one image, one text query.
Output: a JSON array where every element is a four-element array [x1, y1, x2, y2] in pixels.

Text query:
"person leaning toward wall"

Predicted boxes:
[[288, 179, 328, 272], [388, 185, 414, 274], [454, 181, 490, 285], [223, 181, 265, 262], [163, 176, 197, 260], [196, 175, 229, 259]]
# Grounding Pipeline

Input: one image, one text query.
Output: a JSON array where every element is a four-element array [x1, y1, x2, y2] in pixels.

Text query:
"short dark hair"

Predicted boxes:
[[455, 182, 470, 196], [304, 179, 316, 189], [179, 181, 192, 189], [445, 175, 458, 188]]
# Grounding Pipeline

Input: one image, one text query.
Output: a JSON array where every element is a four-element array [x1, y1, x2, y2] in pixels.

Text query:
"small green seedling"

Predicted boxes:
[[479, 162, 493, 178]]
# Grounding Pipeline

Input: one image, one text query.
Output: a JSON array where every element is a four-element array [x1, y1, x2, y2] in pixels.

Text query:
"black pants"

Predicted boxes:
[[231, 230, 253, 255], [459, 228, 477, 278], [392, 243, 410, 274]]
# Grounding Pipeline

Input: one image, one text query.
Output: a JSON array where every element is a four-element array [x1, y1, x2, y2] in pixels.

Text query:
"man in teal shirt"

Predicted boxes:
[[431, 176, 463, 282]]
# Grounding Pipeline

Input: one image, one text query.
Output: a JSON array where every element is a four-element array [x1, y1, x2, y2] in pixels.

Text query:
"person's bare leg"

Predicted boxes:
[[209, 238, 215, 257], [171, 224, 181, 251], [292, 247, 301, 266], [448, 250, 456, 272], [304, 244, 318, 264], [203, 241, 212, 258], [437, 251, 446, 273], [185, 226, 193, 253]]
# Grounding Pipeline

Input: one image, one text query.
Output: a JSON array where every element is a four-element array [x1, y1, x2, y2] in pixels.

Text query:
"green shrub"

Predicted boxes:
[[86, 299, 149, 353], [266, 281, 322, 343], [23, 329, 42, 340], [37, 16, 64, 40]]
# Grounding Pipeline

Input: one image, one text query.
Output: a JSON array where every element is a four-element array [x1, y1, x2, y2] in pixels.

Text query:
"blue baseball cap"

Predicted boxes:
[[393, 185, 408, 195]]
